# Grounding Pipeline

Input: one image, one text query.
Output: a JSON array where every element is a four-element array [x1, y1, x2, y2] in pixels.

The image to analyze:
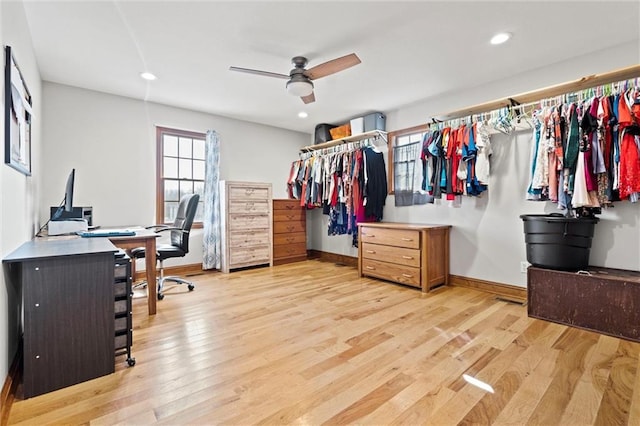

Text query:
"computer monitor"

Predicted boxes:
[[51, 168, 75, 220]]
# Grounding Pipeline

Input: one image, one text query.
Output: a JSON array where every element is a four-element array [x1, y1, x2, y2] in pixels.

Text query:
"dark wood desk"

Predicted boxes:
[[3, 238, 117, 398], [107, 229, 159, 315]]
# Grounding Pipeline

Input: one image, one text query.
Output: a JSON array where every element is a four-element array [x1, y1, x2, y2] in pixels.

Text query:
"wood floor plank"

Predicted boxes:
[[527, 327, 601, 424], [7, 260, 640, 425], [629, 354, 640, 425], [593, 340, 638, 425], [492, 347, 562, 425], [559, 334, 621, 425]]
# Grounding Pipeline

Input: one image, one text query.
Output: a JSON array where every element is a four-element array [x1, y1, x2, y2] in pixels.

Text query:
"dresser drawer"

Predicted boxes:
[[229, 186, 270, 201], [115, 333, 128, 350], [230, 230, 270, 247], [114, 281, 128, 298], [114, 316, 128, 332], [114, 262, 129, 280], [361, 243, 421, 268], [229, 199, 269, 214], [274, 199, 302, 210], [273, 221, 305, 234], [228, 214, 270, 229], [273, 232, 306, 246], [114, 299, 128, 316], [360, 227, 420, 249], [361, 259, 421, 288], [273, 209, 306, 222], [274, 243, 307, 259], [230, 246, 271, 265]]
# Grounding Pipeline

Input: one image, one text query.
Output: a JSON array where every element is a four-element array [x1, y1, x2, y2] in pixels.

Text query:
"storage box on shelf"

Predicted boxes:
[[272, 199, 307, 265], [363, 112, 386, 132], [358, 222, 451, 292], [220, 181, 273, 273], [329, 123, 351, 140]]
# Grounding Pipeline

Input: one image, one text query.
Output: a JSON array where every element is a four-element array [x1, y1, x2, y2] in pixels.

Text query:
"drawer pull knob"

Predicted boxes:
[[365, 266, 375, 270], [366, 234, 375, 238], [245, 189, 255, 194], [401, 238, 413, 241], [402, 273, 413, 278], [287, 215, 295, 220], [402, 255, 413, 259], [285, 205, 294, 210], [366, 250, 376, 254]]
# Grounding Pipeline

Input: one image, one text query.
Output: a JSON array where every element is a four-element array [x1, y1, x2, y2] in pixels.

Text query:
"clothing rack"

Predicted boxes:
[[428, 63, 640, 128], [300, 129, 388, 153]]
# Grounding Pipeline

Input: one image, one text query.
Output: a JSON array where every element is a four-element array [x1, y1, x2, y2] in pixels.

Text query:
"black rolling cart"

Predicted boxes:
[[114, 250, 135, 366]]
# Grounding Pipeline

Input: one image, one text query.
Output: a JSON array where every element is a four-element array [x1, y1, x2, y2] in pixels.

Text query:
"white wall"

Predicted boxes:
[[308, 40, 640, 288], [1, 0, 42, 387], [41, 83, 309, 266]]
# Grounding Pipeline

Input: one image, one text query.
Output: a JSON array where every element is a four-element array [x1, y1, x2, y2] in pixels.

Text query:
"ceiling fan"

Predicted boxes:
[[229, 53, 361, 104]]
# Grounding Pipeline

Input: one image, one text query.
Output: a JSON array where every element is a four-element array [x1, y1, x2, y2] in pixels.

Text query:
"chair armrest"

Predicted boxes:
[[156, 226, 187, 234], [145, 224, 170, 230]]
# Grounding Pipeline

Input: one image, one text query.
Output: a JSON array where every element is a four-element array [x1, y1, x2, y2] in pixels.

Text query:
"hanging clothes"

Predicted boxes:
[[525, 78, 640, 214], [287, 138, 388, 246], [475, 122, 493, 186]]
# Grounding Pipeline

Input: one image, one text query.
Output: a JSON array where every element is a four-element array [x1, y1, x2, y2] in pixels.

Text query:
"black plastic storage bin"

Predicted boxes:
[[314, 123, 337, 144], [520, 214, 599, 271]]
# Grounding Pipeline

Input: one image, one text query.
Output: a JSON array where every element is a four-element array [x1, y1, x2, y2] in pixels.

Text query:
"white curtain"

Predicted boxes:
[[202, 130, 221, 270]]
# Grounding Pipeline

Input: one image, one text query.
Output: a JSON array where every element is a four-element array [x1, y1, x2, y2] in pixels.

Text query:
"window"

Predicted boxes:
[[156, 127, 205, 226], [387, 124, 429, 195]]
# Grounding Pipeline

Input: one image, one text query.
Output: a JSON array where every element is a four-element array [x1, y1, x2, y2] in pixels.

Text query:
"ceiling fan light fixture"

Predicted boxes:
[[140, 72, 157, 81], [286, 78, 314, 97], [490, 32, 512, 45]]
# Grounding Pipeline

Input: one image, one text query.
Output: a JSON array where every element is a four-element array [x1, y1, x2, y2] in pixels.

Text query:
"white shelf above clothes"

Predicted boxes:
[[300, 130, 387, 153]]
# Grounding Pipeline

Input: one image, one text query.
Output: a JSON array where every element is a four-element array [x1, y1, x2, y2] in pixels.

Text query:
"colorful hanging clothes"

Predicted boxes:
[[526, 82, 640, 213], [287, 140, 388, 246]]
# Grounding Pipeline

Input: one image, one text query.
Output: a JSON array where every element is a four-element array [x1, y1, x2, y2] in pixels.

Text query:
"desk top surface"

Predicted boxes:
[[103, 227, 159, 240], [3, 237, 118, 263]]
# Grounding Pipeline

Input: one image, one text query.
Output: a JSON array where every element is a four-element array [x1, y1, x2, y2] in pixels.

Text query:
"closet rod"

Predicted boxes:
[[432, 63, 640, 122]]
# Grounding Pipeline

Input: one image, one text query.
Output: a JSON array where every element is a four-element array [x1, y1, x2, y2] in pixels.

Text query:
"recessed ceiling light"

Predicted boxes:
[[298, 111, 308, 118], [140, 72, 157, 81], [490, 32, 512, 45]]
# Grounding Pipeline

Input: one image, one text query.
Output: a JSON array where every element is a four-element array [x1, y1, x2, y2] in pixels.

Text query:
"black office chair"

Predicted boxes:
[[131, 193, 199, 300]]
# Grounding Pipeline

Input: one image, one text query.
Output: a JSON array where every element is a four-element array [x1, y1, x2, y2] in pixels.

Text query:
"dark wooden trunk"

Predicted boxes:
[[528, 266, 640, 342]]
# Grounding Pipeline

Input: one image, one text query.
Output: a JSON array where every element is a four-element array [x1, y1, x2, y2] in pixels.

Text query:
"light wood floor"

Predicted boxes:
[[7, 260, 640, 425]]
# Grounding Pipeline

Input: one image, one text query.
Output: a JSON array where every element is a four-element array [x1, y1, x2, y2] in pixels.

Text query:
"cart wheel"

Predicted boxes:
[[158, 293, 165, 300], [127, 357, 136, 367], [188, 284, 195, 291]]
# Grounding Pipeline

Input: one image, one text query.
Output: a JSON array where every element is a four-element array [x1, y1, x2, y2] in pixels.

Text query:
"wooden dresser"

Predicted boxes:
[[220, 181, 273, 273], [358, 222, 451, 292], [272, 199, 307, 265]]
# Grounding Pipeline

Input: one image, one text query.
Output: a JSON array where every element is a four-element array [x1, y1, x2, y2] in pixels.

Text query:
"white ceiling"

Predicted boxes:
[[21, 0, 640, 134]]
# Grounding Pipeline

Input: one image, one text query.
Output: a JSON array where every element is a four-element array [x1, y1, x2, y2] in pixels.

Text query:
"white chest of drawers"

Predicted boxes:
[[220, 181, 273, 273]]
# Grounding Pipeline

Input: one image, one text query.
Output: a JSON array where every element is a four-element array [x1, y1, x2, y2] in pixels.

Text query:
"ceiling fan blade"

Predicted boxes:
[[301, 92, 316, 104], [305, 53, 361, 80], [229, 66, 289, 80]]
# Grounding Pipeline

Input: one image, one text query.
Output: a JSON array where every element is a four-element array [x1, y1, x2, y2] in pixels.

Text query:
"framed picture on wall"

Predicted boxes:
[[4, 45, 32, 176]]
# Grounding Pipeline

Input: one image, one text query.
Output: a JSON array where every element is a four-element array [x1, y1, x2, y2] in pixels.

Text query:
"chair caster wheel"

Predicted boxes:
[[158, 293, 165, 300], [188, 284, 195, 291], [127, 357, 136, 367]]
